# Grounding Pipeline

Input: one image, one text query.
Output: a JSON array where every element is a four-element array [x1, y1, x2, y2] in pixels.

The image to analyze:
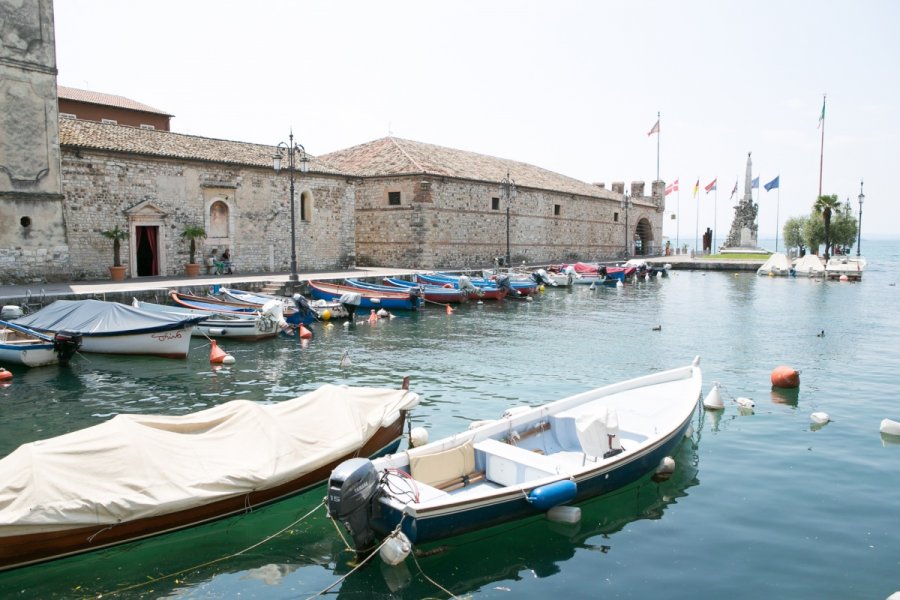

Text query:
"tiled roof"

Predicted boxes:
[[57, 119, 340, 174], [318, 137, 615, 199], [58, 86, 173, 117]]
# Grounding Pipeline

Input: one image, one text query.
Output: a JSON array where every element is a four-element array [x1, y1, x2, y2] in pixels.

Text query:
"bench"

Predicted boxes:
[[474, 438, 559, 487]]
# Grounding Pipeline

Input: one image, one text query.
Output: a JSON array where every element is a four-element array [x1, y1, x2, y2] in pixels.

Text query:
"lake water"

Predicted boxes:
[[1, 241, 898, 599]]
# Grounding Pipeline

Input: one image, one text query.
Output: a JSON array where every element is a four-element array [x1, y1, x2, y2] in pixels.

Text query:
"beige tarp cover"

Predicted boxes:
[[0, 385, 418, 537]]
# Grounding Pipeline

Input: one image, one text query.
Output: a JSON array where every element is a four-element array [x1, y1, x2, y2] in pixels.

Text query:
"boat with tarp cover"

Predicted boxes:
[[0, 382, 420, 571]]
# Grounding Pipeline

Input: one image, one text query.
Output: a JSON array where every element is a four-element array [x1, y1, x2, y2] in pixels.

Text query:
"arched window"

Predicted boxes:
[[209, 200, 230, 237], [300, 191, 312, 222]]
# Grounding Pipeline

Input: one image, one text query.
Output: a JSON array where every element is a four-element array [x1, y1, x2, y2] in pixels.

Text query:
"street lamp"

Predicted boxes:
[[857, 179, 864, 257], [500, 171, 517, 267], [620, 191, 632, 258], [273, 131, 309, 282]]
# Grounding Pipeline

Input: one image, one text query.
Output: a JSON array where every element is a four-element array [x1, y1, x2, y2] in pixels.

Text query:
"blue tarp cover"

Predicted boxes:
[[14, 300, 207, 337]]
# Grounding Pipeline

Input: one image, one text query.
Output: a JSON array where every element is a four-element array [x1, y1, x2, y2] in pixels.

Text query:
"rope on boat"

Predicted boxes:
[[103, 499, 326, 596], [410, 550, 462, 600]]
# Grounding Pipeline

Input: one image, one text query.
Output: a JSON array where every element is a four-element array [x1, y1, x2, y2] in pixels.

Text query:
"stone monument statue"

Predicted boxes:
[[722, 152, 759, 251]]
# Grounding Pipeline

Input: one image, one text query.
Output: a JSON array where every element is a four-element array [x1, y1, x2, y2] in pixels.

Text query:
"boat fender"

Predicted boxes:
[[379, 531, 412, 566], [880, 419, 900, 436], [810, 411, 830, 425], [735, 397, 755, 409], [222, 354, 236, 365], [410, 426, 429, 447], [208, 328, 226, 336], [547, 505, 581, 524], [771, 365, 800, 389], [527, 480, 577, 511], [0, 368, 12, 381], [656, 456, 676, 477], [703, 382, 724, 410]]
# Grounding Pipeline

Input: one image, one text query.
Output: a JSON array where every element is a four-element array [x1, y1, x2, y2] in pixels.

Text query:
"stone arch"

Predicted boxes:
[[634, 217, 655, 256], [203, 194, 236, 255], [208, 199, 230, 238]]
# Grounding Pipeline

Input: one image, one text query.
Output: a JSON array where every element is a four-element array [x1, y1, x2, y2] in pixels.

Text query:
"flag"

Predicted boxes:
[[817, 96, 826, 129], [751, 177, 759, 189], [705, 178, 717, 194], [665, 178, 679, 195], [730, 180, 738, 199], [647, 119, 660, 136], [764, 175, 780, 191], [693, 179, 699, 198]]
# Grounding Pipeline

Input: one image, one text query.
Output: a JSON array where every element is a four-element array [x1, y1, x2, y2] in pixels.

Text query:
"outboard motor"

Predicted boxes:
[[338, 292, 362, 321], [327, 458, 381, 551], [52, 331, 82, 365], [531, 268, 555, 286], [406, 285, 422, 310], [493, 273, 516, 295], [291, 293, 316, 322], [597, 265, 608, 281]]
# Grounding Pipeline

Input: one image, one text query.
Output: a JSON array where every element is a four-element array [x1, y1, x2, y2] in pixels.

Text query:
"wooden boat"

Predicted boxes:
[[169, 290, 313, 326], [327, 358, 702, 552], [0, 320, 81, 367], [12, 300, 204, 359], [415, 273, 508, 300], [132, 299, 280, 341], [439, 271, 538, 296], [382, 277, 470, 303], [0, 381, 420, 572], [217, 287, 348, 320], [307, 280, 423, 311]]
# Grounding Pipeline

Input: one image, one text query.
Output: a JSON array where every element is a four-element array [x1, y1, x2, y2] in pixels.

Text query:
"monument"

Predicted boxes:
[[721, 152, 764, 253]]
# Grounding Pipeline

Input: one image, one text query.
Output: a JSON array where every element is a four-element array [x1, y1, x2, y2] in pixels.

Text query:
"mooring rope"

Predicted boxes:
[[102, 499, 326, 597]]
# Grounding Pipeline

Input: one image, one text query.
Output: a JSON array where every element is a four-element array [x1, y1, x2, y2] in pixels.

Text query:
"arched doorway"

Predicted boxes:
[[126, 201, 168, 276], [634, 218, 655, 256]]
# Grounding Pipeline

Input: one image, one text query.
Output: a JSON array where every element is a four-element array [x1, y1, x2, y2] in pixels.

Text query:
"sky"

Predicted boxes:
[[53, 0, 900, 248]]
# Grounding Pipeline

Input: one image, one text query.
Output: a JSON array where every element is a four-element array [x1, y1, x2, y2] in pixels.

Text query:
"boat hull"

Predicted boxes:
[[308, 281, 422, 311], [0, 411, 408, 572], [0, 343, 58, 367], [78, 327, 195, 358]]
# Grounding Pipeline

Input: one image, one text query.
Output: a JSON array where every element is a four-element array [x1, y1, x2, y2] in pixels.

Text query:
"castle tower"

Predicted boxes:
[[722, 152, 759, 250]]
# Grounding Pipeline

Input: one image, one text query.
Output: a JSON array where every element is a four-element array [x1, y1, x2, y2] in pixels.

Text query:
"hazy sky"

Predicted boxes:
[[53, 1, 899, 247]]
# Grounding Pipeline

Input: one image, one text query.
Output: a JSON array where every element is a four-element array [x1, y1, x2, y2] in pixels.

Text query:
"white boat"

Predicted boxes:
[[757, 252, 793, 276], [218, 287, 349, 320], [792, 254, 825, 277], [12, 299, 206, 359], [132, 299, 281, 341], [825, 255, 866, 280], [0, 382, 420, 571], [327, 358, 702, 552], [0, 321, 81, 367]]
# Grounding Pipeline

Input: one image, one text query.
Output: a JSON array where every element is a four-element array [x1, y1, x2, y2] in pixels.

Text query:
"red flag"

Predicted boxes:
[[664, 178, 679, 196], [705, 178, 717, 194], [647, 119, 660, 136], [730, 180, 738, 199]]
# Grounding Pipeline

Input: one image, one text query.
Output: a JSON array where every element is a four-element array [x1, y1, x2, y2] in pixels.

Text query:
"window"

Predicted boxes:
[[301, 191, 312, 221], [60, 112, 76, 120], [492, 197, 500, 210], [140, 124, 156, 130], [101, 118, 118, 125], [554, 204, 561, 216], [388, 191, 401, 206], [614, 212, 620, 222]]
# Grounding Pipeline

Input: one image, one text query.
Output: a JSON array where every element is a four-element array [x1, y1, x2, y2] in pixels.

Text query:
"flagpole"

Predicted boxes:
[[775, 186, 781, 252], [694, 177, 699, 255], [656, 111, 660, 182], [818, 94, 826, 198], [713, 185, 718, 253], [676, 186, 680, 250]]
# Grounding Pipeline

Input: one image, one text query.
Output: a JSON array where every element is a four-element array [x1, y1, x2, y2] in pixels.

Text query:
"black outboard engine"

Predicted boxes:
[[291, 293, 316, 321], [338, 292, 362, 322], [406, 285, 422, 310], [52, 331, 82, 365], [597, 265, 608, 280], [327, 458, 381, 551]]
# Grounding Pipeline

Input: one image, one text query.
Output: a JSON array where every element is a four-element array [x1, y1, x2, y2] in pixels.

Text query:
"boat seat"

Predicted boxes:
[[575, 408, 622, 462], [408, 439, 476, 489], [474, 438, 557, 487]]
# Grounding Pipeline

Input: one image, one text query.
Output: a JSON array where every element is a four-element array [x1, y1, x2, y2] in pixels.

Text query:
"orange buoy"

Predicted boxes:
[[0, 368, 12, 381], [771, 365, 800, 389], [446, 304, 453, 315], [209, 339, 228, 364], [299, 324, 313, 339], [368, 309, 378, 324]]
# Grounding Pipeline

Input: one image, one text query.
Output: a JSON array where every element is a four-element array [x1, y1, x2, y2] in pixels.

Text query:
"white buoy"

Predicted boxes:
[[616, 280, 623, 287], [703, 382, 724, 410], [339, 350, 352, 368], [377, 308, 389, 318], [810, 411, 830, 425], [735, 397, 755, 409], [656, 456, 675, 476], [379, 531, 411, 566], [547, 505, 581, 524], [221, 354, 235, 365], [879, 419, 900, 436], [409, 426, 429, 447]]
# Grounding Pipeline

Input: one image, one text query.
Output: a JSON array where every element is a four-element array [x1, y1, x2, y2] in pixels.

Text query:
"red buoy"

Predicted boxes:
[[299, 324, 313, 339], [0, 368, 12, 381], [209, 339, 227, 363], [771, 365, 800, 389]]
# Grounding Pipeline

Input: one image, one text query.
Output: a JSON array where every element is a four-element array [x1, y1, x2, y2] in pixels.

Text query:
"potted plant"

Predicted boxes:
[[181, 224, 207, 277], [100, 225, 129, 281]]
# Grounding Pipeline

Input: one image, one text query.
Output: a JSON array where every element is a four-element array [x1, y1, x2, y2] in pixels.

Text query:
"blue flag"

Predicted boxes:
[[764, 176, 780, 192], [751, 177, 759, 189]]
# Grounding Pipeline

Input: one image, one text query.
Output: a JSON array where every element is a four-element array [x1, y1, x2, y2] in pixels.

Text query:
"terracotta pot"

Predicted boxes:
[[109, 265, 126, 281], [185, 263, 201, 277]]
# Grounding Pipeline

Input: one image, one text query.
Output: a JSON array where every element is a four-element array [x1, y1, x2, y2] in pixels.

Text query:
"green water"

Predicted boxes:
[[1, 241, 898, 599]]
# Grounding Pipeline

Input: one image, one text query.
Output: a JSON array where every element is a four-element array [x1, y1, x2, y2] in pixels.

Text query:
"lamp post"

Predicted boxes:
[[273, 131, 309, 282], [857, 179, 864, 257], [500, 171, 517, 267], [620, 191, 632, 258]]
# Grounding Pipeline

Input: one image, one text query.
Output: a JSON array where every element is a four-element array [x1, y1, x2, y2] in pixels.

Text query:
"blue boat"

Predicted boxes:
[[414, 273, 508, 300], [307, 280, 423, 312], [327, 358, 702, 552], [381, 277, 470, 303]]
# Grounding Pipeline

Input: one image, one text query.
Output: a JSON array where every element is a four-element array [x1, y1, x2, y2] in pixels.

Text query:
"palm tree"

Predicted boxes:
[[813, 194, 840, 261], [101, 225, 129, 267], [180, 225, 207, 264]]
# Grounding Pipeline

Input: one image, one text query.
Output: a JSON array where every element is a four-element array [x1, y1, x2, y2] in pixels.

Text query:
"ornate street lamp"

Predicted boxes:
[[620, 191, 633, 258], [273, 131, 309, 282], [857, 179, 864, 257], [500, 171, 517, 267]]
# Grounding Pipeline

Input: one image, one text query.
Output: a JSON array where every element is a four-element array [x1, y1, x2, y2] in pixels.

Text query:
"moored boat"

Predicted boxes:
[[12, 300, 204, 359], [825, 255, 866, 280], [327, 358, 702, 552], [382, 277, 470, 303], [757, 252, 793, 277], [414, 273, 508, 300], [132, 299, 281, 341], [217, 287, 348, 320], [0, 381, 420, 572], [793, 254, 825, 277], [307, 280, 423, 311], [0, 320, 81, 367]]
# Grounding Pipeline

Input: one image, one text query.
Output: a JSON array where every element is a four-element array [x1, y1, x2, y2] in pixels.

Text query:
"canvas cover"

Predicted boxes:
[[0, 384, 419, 536], [794, 254, 825, 274], [13, 299, 207, 336], [757, 253, 792, 275]]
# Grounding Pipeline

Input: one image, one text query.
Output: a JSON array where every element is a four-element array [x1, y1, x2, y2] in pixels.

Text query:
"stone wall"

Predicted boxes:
[[58, 148, 355, 280]]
